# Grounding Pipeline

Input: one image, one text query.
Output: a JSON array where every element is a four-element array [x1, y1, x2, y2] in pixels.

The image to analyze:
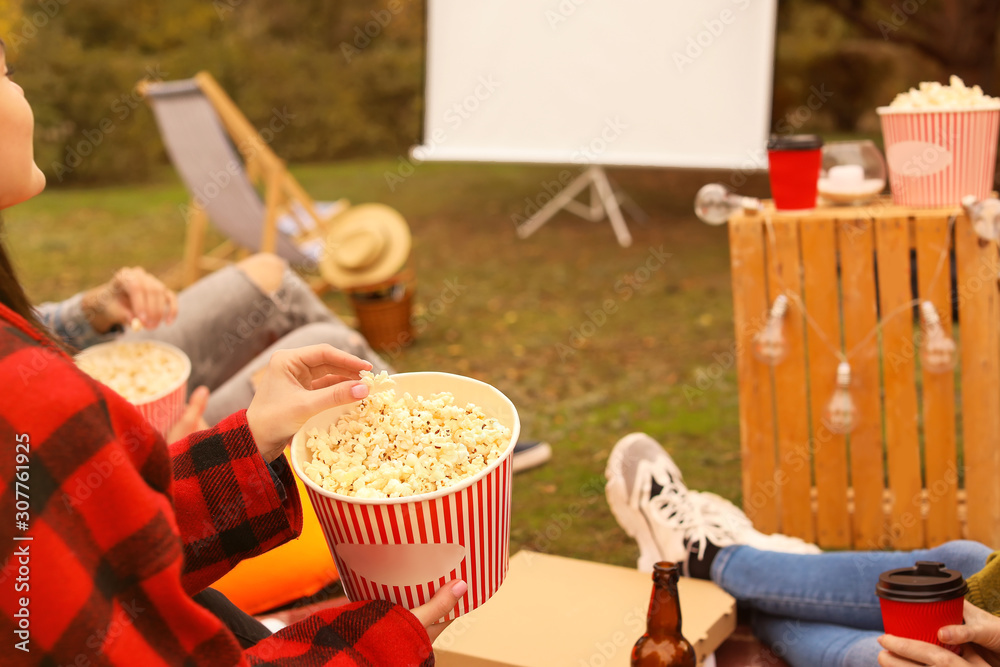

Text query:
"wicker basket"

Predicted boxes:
[[347, 270, 415, 352]]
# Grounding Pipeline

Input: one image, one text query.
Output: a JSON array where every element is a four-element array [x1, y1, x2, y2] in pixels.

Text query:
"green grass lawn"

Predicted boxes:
[[5, 159, 763, 568]]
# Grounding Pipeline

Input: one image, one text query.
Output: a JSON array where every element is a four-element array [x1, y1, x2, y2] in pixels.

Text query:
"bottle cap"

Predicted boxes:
[[876, 561, 968, 603]]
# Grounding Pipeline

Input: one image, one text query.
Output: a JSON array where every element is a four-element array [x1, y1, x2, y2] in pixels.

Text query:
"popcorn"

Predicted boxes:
[[76, 341, 187, 403], [303, 371, 511, 499], [889, 76, 1000, 110]]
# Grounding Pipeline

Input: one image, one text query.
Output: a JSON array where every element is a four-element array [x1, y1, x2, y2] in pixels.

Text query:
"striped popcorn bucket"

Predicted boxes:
[[76, 340, 191, 438], [878, 104, 1000, 208], [290, 372, 520, 620]]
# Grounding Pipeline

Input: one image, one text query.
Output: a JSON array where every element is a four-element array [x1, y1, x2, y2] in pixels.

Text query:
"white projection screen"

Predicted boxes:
[[414, 0, 778, 169]]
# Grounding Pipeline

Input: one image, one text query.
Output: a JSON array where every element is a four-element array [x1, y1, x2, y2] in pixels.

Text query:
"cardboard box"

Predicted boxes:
[[435, 550, 736, 667]]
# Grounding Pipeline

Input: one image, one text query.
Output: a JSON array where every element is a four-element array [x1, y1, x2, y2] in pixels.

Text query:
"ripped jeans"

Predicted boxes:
[[123, 265, 394, 424]]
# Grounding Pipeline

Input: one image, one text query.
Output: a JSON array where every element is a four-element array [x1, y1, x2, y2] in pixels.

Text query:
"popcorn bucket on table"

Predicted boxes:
[[75, 340, 191, 438], [878, 104, 1000, 207], [290, 372, 520, 620]]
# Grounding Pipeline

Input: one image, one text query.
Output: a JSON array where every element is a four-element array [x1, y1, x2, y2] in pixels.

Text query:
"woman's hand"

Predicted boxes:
[[411, 580, 467, 642], [878, 636, 996, 666], [878, 602, 1000, 667], [166, 386, 210, 443], [82, 267, 178, 332], [940, 603, 1000, 656], [245, 345, 372, 462]]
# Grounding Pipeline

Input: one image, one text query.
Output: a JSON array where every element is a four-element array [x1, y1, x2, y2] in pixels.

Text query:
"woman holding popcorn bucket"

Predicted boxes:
[[0, 38, 465, 666]]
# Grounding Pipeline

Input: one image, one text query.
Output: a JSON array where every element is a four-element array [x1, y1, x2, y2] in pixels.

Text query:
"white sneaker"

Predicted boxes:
[[669, 490, 822, 560], [605, 433, 690, 571], [605, 433, 821, 573]]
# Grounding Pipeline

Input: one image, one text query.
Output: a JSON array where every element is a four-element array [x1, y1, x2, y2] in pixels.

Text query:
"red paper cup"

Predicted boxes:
[[767, 134, 824, 210], [878, 105, 1000, 208], [879, 597, 965, 654], [291, 372, 520, 620], [877, 561, 968, 654], [76, 340, 190, 438]]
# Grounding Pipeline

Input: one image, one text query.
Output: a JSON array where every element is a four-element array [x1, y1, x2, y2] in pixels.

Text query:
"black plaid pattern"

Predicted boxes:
[[247, 600, 434, 667], [1, 305, 435, 665]]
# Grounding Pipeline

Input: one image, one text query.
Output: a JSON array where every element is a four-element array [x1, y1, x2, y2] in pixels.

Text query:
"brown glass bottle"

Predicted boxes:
[[631, 562, 697, 667]]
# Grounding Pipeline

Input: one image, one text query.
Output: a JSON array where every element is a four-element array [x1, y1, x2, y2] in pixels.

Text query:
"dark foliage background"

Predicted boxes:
[[4, 0, 999, 185]]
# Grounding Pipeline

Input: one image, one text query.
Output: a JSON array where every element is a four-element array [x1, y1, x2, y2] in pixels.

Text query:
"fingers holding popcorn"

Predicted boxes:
[[246, 345, 372, 462], [112, 267, 177, 329], [82, 267, 178, 333]]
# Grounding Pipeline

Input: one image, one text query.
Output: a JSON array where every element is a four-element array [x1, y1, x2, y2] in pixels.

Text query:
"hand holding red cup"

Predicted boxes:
[[877, 561, 968, 654]]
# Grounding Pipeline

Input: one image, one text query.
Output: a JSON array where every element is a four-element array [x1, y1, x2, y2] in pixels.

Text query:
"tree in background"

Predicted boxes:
[[0, 0, 21, 37], [8, 0, 999, 186], [10, 0, 426, 184], [814, 0, 1000, 91]]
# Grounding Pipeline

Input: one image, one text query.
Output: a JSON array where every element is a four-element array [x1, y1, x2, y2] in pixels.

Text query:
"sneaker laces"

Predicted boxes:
[[646, 488, 753, 560], [632, 458, 686, 506]]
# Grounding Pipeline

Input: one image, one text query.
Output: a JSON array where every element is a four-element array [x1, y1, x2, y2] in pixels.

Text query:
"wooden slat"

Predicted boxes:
[[914, 215, 960, 546], [729, 216, 779, 533], [800, 217, 850, 548], [875, 216, 924, 549], [838, 217, 888, 549], [765, 217, 814, 542], [955, 214, 1000, 546]]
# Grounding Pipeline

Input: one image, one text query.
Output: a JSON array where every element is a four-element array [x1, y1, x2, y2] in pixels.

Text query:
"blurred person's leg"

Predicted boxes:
[[711, 540, 991, 630], [124, 254, 388, 394], [749, 614, 881, 667], [203, 321, 394, 425]]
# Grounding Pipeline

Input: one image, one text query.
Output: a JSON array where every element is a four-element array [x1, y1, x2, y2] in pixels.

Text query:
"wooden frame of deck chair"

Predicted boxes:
[[728, 201, 1000, 552], [139, 71, 348, 290]]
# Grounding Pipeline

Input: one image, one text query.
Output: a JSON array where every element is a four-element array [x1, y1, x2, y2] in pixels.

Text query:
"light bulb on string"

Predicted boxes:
[[694, 183, 762, 226], [919, 301, 957, 374], [822, 361, 858, 435], [753, 294, 790, 365], [961, 195, 1000, 241]]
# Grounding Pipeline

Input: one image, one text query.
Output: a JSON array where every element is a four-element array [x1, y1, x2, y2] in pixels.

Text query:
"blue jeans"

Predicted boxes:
[[711, 540, 993, 667]]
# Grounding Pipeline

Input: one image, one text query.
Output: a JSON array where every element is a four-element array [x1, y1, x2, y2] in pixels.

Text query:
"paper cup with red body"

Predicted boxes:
[[290, 372, 519, 620], [877, 561, 968, 654], [767, 134, 824, 211]]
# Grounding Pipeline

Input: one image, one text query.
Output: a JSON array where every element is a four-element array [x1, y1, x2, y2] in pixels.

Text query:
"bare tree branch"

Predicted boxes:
[[811, 0, 948, 62]]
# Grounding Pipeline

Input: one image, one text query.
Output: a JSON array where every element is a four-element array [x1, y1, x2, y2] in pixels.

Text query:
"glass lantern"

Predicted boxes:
[[817, 140, 887, 206]]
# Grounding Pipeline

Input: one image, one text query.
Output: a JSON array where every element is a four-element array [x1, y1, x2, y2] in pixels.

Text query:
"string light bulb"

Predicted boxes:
[[822, 362, 858, 435], [694, 183, 762, 225], [961, 195, 1000, 241], [753, 294, 790, 365], [919, 301, 957, 374]]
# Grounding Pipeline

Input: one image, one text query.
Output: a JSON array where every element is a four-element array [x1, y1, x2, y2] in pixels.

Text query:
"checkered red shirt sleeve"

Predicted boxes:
[[0, 304, 434, 666], [246, 600, 434, 666], [171, 410, 303, 595]]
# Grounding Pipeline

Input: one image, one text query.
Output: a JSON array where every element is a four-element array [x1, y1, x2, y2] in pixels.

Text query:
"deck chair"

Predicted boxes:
[[140, 71, 348, 288]]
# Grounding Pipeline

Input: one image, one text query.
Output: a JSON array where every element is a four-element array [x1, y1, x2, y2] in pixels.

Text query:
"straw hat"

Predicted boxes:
[[320, 204, 411, 289]]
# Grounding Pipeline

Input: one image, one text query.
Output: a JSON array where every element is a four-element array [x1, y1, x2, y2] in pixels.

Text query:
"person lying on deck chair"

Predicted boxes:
[[35, 256, 554, 471], [35, 253, 394, 439]]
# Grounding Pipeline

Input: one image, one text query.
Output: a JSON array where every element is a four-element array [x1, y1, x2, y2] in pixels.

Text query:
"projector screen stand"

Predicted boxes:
[[515, 165, 633, 247]]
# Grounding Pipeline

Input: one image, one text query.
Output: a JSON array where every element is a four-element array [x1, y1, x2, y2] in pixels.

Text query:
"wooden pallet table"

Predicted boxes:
[[729, 199, 1000, 550]]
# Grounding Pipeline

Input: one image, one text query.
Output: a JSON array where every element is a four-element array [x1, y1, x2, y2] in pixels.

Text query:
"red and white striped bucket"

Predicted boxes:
[[290, 372, 520, 619], [878, 105, 1000, 208], [76, 340, 190, 438]]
